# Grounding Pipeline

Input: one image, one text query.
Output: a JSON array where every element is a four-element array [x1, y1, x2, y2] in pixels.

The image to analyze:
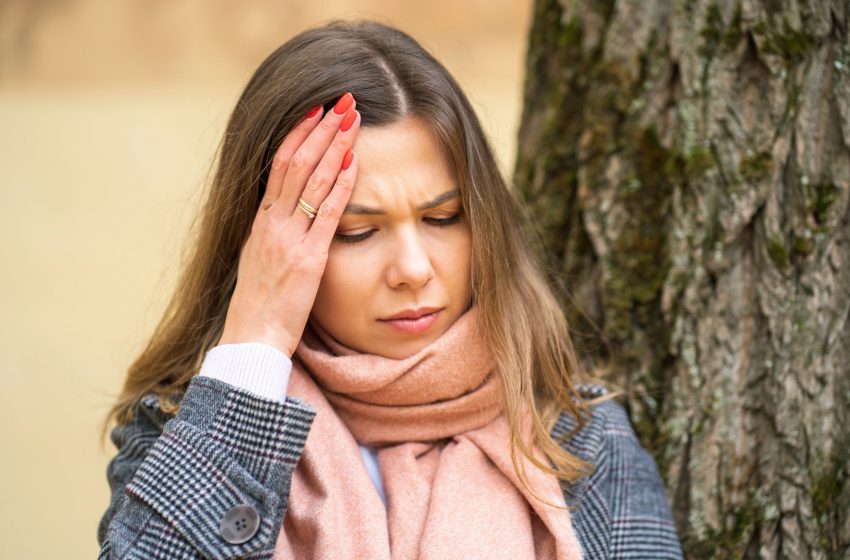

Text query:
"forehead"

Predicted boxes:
[[347, 117, 457, 208]]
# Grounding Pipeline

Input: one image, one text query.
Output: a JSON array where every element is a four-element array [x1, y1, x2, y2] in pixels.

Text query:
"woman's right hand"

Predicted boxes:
[[217, 92, 361, 357]]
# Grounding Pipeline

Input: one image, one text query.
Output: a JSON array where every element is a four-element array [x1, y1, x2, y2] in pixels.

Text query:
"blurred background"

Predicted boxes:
[[0, 1, 532, 557]]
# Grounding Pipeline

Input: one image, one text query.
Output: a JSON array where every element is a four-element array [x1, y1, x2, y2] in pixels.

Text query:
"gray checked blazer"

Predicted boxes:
[[97, 375, 684, 559]]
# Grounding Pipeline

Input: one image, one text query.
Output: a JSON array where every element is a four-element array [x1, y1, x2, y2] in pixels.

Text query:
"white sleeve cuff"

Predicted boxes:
[[198, 342, 292, 402]]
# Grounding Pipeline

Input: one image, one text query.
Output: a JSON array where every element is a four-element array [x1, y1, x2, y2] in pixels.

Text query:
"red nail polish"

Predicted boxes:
[[305, 105, 321, 118], [333, 92, 354, 115], [340, 109, 357, 132], [341, 149, 354, 170]]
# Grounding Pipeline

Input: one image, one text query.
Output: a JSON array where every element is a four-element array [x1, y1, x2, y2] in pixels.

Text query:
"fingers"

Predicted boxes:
[[260, 104, 325, 211], [286, 107, 361, 231], [306, 150, 358, 250], [271, 92, 359, 222]]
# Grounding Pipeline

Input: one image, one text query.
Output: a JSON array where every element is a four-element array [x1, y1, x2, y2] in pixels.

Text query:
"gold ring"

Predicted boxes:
[[297, 197, 317, 219]]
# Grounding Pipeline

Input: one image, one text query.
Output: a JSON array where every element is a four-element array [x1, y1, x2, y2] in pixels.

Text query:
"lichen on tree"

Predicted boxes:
[[514, 0, 850, 557]]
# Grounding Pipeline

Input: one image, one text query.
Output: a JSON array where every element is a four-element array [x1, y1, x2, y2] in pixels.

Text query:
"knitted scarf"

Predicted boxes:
[[272, 305, 583, 559]]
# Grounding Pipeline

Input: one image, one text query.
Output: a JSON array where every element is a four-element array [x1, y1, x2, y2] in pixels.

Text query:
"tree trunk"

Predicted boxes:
[[514, 0, 850, 557]]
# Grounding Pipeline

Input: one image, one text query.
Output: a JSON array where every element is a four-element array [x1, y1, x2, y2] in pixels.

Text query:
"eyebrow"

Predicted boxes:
[[343, 189, 460, 215]]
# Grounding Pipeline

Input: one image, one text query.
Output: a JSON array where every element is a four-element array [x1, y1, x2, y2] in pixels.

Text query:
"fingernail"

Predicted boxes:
[[340, 109, 358, 132], [341, 149, 354, 170], [333, 92, 355, 115], [305, 105, 321, 118]]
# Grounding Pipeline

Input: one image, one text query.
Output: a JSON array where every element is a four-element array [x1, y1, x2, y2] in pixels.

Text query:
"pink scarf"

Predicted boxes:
[[273, 305, 583, 559]]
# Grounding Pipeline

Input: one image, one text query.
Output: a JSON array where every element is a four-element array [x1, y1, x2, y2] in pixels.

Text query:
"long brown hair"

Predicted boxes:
[[101, 18, 618, 508]]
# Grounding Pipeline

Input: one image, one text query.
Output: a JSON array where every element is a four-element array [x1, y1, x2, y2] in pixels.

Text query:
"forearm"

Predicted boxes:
[[98, 346, 313, 559]]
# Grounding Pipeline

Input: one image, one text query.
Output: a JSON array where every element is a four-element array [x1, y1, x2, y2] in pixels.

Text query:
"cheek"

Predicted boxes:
[[315, 250, 374, 307]]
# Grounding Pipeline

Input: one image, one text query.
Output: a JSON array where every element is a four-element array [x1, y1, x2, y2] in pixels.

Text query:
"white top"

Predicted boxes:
[[198, 343, 388, 507]]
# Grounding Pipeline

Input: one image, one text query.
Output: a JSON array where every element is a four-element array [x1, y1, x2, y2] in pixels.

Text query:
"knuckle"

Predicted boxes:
[[305, 172, 328, 193], [335, 176, 354, 193], [317, 200, 338, 219], [259, 196, 274, 211], [318, 118, 337, 133], [292, 251, 319, 272], [251, 211, 267, 232], [330, 136, 348, 152], [258, 216, 284, 239], [271, 151, 288, 170], [289, 151, 309, 172]]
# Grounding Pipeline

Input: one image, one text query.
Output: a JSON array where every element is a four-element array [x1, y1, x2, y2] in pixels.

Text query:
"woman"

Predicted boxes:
[[97, 19, 683, 559]]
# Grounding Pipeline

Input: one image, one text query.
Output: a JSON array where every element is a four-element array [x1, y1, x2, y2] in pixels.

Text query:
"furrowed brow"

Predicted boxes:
[[342, 188, 460, 215]]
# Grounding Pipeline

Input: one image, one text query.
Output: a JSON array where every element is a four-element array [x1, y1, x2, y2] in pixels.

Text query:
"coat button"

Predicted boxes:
[[219, 504, 260, 544]]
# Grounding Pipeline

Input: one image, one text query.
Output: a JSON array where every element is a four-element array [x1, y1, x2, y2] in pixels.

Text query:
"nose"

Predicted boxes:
[[386, 228, 435, 290]]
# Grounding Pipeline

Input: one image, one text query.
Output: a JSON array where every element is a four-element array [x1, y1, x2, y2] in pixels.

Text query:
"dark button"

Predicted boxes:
[[219, 504, 260, 544]]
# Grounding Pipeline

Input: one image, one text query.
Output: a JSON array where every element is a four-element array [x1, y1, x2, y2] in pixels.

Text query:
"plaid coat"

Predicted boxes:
[[97, 375, 684, 559]]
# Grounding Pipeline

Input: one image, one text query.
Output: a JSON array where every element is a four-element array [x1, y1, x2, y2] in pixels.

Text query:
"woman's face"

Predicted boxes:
[[309, 117, 472, 359]]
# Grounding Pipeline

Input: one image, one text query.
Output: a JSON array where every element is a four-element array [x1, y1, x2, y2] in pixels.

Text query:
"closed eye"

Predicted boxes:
[[334, 212, 463, 244], [424, 213, 462, 227]]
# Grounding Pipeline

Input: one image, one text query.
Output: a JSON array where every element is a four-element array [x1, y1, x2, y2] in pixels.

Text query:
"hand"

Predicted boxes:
[[218, 93, 361, 357]]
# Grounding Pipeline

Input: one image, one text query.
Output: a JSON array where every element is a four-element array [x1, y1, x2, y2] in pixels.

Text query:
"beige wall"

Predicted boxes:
[[0, 1, 532, 557]]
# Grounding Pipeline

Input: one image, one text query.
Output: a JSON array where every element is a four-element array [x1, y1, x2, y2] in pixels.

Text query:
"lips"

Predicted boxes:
[[379, 308, 443, 334], [381, 306, 443, 321]]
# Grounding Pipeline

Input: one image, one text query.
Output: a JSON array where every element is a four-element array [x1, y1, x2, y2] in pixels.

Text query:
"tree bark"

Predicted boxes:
[[514, 0, 850, 557]]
